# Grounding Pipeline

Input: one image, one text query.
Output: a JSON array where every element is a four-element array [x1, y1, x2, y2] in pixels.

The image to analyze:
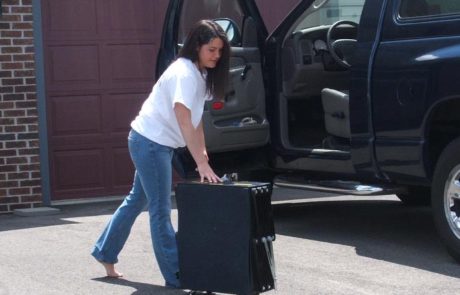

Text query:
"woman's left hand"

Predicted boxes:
[[196, 161, 222, 183]]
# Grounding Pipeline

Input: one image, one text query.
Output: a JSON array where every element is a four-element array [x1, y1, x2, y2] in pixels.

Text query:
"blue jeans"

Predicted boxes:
[[91, 129, 180, 287]]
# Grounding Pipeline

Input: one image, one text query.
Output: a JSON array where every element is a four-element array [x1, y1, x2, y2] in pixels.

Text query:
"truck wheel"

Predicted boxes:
[[432, 138, 460, 262], [396, 187, 431, 206]]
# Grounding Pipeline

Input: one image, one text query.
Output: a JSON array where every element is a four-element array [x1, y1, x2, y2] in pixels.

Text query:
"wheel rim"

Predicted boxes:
[[444, 164, 460, 239]]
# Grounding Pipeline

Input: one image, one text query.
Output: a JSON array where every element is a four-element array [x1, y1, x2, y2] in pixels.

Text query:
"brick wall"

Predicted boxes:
[[0, 0, 42, 213]]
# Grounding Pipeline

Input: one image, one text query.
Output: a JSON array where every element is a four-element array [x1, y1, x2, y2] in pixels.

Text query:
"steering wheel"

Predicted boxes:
[[326, 20, 358, 69]]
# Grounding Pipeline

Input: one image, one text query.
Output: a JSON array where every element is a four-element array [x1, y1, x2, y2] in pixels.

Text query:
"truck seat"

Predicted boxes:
[[321, 88, 350, 138]]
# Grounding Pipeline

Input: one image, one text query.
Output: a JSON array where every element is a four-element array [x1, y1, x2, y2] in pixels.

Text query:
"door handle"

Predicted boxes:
[[240, 64, 252, 80]]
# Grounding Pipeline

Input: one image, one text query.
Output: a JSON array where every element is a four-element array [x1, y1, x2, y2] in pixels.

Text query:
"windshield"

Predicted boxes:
[[294, 0, 365, 31]]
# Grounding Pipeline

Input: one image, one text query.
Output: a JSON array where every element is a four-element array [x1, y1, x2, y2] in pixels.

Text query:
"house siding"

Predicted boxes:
[[0, 0, 41, 213]]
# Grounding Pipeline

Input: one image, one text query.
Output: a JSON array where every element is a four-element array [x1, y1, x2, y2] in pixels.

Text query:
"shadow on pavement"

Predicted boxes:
[[272, 199, 460, 279], [91, 277, 189, 294], [0, 200, 123, 232]]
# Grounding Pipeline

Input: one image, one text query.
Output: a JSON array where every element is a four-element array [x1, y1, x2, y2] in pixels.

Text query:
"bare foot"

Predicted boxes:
[[97, 260, 123, 278]]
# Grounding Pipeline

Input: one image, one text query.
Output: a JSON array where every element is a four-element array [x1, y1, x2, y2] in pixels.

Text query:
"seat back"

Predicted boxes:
[[321, 88, 350, 138]]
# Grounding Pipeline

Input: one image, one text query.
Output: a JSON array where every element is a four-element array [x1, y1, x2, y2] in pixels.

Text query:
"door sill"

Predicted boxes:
[[274, 175, 406, 196]]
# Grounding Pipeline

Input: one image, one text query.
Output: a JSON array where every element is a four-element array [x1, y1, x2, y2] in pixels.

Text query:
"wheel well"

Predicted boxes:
[[426, 99, 460, 179]]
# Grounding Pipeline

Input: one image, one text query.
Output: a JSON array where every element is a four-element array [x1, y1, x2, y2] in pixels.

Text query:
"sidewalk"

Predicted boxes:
[[0, 200, 188, 295]]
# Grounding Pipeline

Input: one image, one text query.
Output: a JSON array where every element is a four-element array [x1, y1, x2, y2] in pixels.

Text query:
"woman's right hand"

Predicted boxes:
[[196, 161, 222, 183]]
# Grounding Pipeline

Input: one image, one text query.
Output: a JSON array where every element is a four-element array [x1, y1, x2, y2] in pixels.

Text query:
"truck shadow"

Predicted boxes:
[[272, 199, 460, 278]]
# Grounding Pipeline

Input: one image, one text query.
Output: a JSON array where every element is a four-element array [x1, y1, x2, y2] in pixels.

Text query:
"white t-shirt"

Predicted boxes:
[[131, 58, 212, 148]]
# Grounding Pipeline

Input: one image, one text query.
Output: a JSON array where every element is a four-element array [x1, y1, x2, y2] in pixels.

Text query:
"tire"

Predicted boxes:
[[432, 137, 460, 262], [396, 187, 431, 206]]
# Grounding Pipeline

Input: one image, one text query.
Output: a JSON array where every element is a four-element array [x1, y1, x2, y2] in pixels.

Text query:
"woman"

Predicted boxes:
[[91, 19, 230, 288]]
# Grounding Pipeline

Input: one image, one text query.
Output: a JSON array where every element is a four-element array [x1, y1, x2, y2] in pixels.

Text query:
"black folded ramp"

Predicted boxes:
[[176, 181, 276, 295]]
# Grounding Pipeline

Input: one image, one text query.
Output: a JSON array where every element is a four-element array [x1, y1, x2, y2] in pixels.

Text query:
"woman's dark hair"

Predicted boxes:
[[178, 20, 230, 100]]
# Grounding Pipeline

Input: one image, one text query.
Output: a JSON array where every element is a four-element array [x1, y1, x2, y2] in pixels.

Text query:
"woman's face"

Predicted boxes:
[[197, 37, 224, 70]]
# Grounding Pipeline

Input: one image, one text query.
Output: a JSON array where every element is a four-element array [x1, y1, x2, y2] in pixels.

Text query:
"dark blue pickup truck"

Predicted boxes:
[[158, 0, 460, 262]]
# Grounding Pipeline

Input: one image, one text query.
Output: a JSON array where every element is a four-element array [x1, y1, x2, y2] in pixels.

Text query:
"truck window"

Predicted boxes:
[[178, 0, 244, 45], [399, 0, 460, 18], [294, 0, 365, 31]]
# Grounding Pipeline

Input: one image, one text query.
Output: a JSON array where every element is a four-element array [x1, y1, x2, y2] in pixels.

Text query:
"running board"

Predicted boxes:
[[274, 175, 405, 196]]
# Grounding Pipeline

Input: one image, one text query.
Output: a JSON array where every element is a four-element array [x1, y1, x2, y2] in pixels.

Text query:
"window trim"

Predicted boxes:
[[395, 0, 460, 24]]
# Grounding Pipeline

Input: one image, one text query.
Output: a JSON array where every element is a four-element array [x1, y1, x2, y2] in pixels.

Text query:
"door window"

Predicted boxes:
[[399, 0, 460, 18], [178, 0, 244, 45], [294, 0, 365, 31]]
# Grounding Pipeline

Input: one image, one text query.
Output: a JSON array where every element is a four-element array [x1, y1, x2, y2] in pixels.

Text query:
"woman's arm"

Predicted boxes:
[[174, 102, 221, 183]]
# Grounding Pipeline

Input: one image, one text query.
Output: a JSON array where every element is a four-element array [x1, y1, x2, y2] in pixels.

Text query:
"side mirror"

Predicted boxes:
[[214, 18, 241, 46]]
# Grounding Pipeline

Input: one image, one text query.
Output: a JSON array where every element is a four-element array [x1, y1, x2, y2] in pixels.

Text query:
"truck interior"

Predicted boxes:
[[278, 0, 364, 153]]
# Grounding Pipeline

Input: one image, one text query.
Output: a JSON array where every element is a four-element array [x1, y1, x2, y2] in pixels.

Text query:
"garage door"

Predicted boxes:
[[41, 0, 168, 200]]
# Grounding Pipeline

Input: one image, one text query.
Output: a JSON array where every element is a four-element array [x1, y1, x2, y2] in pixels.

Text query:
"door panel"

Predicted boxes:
[[42, 0, 169, 200], [204, 47, 269, 152], [160, 0, 269, 176], [372, 0, 460, 182]]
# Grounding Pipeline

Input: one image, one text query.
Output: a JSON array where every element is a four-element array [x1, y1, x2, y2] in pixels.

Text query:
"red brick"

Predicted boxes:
[[18, 148, 39, 156], [31, 172, 41, 178], [2, 47, 22, 54], [25, 78, 36, 84], [0, 197, 19, 204], [27, 123, 38, 132], [0, 15, 21, 22], [32, 187, 41, 194], [9, 188, 31, 195], [25, 46, 34, 53], [20, 180, 41, 186], [19, 164, 39, 171], [0, 39, 12, 46], [17, 133, 38, 141], [6, 157, 28, 165], [8, 172, 30, 180], [0, 134, 15, 140], [0, 71, 12, 78], [12, 23, 33, 30], [0, 174, 5, 181], [0, 181, 19, 188], [0, 189, 6, 197], [27, 110, 38, 117], [11, 7, 32, 13], [4, 109, 25, 116], [2, 62, 24, 70], [0, 23, 10, 30], [0, 205, 9, 213], [23, 15, 34, 22], [5, 125, 26, 133], [24, 31, 34, 38], [0, 118, 15, 125], [4, 0, 20, 4], [2, 78, 24, 86], [4, 94, 25, 101], [29, 140, 39, 148], [14, 54, 34, 62], [13, 39, 34, 46], [14, 86, 35, 92], [13, 70, 34, 77], [5, 141, 27, 148], [0, 86, 14, 93], [26, 93, 36, 100], [21, 195, 42, 203], [0, 102, 14, 109], [16, 101, 36, 108], [0, 150, 17, 157], [16, 119, 37, 126], [30, 156, 40, 163], [0, 55, 12, 62], [24, 61, 35, 69], [22, 0, 33, 5], [0, 166, 17, 173], [1, 31, 22, 38]]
